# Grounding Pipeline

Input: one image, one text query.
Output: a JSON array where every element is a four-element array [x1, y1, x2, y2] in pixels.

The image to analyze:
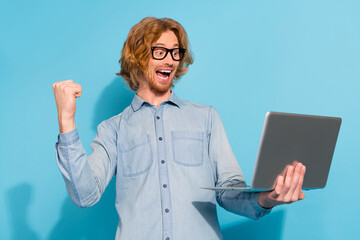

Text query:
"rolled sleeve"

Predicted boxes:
[[218, 191, 271, 220], [208, 107, 271, 219], [58, 128, 80, 146]]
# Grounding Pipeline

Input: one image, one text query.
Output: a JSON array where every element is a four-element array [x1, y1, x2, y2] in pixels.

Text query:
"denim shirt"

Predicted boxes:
[[55, 93, 270, 240]]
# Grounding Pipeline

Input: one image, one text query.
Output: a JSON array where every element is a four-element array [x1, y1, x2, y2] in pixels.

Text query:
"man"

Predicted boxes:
[[53, 17, 306, 240]]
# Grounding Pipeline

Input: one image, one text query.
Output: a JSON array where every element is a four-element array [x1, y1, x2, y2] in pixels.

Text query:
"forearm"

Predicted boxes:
[[55, 129, 101, 207], [58, 115, 76, 133], [217, 190, 271, 220], [209, 107, 272, 219]]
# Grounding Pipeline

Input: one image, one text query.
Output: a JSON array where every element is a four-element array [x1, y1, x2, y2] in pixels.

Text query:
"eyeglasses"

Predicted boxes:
[[151, 47, 186, 61]]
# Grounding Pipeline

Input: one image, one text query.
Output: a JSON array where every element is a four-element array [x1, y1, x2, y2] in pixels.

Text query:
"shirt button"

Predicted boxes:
[[159, 137, 163, 141], [165, 208, 169, 213], [156, 116, 160, 119], [161, 160, 165, 164], [163, 184, 167, 188]]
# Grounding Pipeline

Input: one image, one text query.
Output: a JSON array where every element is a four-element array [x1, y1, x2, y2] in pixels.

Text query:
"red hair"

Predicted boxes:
[[117, 17, 194, 91]]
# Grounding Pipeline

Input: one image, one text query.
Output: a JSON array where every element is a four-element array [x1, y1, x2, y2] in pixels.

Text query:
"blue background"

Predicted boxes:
[[1, 0, 359, 239]]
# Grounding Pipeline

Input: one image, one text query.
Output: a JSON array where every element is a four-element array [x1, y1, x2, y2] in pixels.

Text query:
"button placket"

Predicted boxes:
[[154, 106, 173, 240]]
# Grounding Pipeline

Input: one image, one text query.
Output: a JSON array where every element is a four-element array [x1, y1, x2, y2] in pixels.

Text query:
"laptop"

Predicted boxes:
[[202, 111, 342, 192]]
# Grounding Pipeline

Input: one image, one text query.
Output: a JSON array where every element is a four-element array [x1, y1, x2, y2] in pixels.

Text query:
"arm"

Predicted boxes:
[[208, 107, 307, 217], [53, 80, 116, 207], [208, 107, 270, 219]]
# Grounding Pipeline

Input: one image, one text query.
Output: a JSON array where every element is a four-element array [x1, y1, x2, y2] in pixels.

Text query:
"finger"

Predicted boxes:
[[58, 83, 82, 95], [272, 175, 284, 198], [291, 160, 299, 167], [299, 190, 305, 200], [54, 80, 76, 88], [275, 164, 289, 194], [281, 165, 295, 201], [287, 163, 304, 202], [295, 165, 306, 200], [73, 84, 82, 96], [60, 82, 79, 88], [53, 80, 73, 88], [295, 164, 306, 190]]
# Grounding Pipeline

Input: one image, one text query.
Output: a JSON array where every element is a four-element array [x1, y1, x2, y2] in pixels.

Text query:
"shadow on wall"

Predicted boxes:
[[6, 183, 40, 240], [92, 76, 134, 131], [48, 179, 118, 240], [192, 201, 223, 239], [48, 78, 134, 239], [222, 209, 286, 240]]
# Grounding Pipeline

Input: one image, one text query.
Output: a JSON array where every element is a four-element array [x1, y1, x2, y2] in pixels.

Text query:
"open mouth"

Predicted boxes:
[[155, 69, 172, 80]]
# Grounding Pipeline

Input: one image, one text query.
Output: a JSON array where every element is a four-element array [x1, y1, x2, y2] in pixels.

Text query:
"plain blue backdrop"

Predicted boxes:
[[1, 0, 359, 239]]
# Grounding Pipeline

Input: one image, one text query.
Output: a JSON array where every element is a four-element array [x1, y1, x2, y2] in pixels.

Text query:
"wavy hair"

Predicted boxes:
[[117, 17, 194, 91]]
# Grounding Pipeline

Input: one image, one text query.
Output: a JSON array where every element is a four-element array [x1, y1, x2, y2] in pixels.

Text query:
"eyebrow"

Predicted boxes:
[[154, 43, 179, 48]]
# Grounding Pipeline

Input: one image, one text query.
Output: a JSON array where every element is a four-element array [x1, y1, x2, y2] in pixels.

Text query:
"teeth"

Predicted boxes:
[[156, 69, 172, 80], [157, 75, 169, 80]]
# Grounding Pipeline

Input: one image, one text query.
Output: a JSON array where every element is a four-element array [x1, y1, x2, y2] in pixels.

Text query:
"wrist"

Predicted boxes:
[[58, 116, 76, 133], [258, 192, 275, 209]]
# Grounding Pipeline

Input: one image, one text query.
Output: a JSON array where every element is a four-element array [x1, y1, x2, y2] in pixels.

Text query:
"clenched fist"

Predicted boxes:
[[52, 80, 82, 133]]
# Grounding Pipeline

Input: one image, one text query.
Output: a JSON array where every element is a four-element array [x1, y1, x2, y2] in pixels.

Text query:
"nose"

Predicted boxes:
[[163, 52, 175, 66]]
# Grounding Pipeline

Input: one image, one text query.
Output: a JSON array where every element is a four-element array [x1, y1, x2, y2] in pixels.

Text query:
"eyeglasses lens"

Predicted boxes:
[[152, 47, 184, 61]]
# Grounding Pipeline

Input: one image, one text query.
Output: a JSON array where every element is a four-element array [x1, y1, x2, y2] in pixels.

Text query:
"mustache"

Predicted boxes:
[[157, 63, 174, 68]]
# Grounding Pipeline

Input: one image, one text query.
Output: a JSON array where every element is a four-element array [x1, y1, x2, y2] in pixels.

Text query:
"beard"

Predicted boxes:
[[147, 71, 174, 94]]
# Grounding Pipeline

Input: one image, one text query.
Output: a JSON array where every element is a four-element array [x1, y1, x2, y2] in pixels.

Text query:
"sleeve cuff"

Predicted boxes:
[[251, 192, 272, 217], [58, 128, 79, 146]]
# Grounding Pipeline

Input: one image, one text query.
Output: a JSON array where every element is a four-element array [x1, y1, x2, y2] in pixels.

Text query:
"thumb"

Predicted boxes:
[[73, 84, 82, 98]]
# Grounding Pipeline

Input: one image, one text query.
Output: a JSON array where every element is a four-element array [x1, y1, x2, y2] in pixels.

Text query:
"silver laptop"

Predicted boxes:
[[202, 112, 341, 191]]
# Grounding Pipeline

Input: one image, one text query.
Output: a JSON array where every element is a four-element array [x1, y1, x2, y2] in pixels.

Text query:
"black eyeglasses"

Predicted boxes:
[[151, 47, 186, 61]]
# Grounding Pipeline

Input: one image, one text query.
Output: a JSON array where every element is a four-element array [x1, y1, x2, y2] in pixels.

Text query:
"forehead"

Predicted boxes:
[[153, 30, 179, 47]]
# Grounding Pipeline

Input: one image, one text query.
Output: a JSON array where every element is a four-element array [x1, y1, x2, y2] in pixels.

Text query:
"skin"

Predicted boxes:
[[52, 30, 306, 210], [258, 161, 306, 209], [137, 30, 180, 107], [52, 79, 81, 133]]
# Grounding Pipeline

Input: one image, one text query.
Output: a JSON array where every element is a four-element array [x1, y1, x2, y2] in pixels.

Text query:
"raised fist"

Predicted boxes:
[[52, 80, 82, 133]]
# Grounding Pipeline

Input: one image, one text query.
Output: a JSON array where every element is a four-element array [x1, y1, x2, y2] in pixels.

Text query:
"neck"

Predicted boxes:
[[137, 86, 171, 108]]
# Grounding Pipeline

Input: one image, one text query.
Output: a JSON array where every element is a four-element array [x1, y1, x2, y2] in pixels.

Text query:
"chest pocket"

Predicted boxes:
[[119, 134, 153, 177], [171, 131, 204, 167]]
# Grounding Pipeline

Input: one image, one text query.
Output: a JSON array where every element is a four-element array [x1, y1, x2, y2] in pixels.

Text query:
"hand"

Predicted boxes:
[[52, 80, 82, 133], [257, 161, 306, 209]]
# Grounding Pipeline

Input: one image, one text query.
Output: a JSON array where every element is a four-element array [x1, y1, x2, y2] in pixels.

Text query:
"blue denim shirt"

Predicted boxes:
[[55, 93, 270, 240]]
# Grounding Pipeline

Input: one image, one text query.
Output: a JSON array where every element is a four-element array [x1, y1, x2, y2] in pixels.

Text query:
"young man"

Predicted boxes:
[[53, 17, 306, 240]]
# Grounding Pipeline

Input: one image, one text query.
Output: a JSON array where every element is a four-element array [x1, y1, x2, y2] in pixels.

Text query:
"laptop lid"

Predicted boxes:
[[250, 112, 341, 191]]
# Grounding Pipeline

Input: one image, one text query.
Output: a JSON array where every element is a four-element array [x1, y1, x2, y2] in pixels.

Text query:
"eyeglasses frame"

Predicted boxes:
[[151, 47, 186, 61]]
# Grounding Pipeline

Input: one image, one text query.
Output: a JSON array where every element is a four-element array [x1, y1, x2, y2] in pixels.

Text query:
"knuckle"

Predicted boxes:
[[62, 86, 71, 93], [283, 196, 290, 202], [65, 86, 73, 93], [278, 178, 284, 185]]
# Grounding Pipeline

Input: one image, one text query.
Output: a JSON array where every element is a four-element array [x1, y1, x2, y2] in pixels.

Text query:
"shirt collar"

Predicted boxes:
[[166, 92, 182, 108], [131, 91, 182, 112]]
